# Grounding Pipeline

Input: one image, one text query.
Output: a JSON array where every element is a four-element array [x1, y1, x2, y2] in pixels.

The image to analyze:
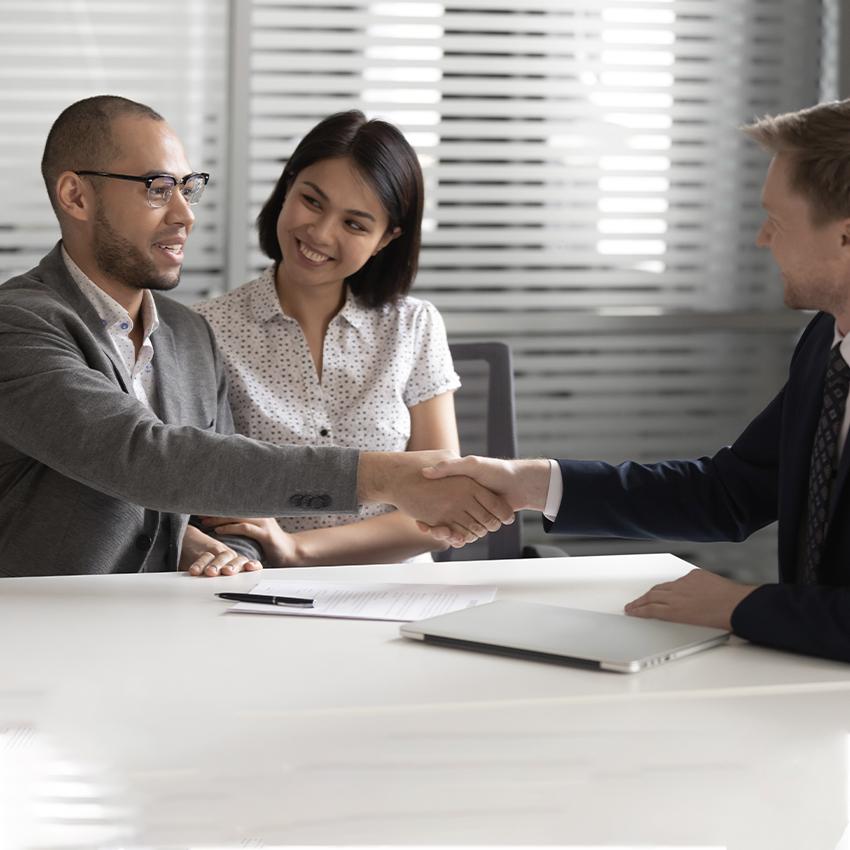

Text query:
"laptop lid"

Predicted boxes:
[[399, 599, 729, 673]]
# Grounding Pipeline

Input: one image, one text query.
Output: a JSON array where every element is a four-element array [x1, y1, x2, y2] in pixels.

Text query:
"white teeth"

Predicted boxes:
[[298, 241, 330, 262], [156, 243, 182, 253]]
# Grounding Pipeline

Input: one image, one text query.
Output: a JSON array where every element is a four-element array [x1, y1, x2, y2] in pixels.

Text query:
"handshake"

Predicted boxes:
[[357, 451, 552, 547]]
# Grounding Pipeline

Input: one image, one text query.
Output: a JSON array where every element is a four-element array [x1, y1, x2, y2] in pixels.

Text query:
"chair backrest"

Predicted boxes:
[[435, 341, 523, 560]]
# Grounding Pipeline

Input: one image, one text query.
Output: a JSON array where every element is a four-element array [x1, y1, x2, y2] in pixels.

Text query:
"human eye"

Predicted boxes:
[[302, 193, 321, 209], [347, 219, 368, 232], [148, 177, 174, 203]]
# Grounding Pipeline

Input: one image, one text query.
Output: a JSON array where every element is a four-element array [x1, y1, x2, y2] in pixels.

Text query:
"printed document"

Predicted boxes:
[[227, 580, 497, 622]]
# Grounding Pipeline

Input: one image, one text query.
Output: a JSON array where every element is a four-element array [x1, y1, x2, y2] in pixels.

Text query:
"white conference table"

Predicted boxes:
[[3, 553, 850, 850]]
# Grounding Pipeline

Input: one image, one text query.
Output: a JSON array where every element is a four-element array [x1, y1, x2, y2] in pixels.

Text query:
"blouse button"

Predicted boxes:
[[319, 428, 329, 437]]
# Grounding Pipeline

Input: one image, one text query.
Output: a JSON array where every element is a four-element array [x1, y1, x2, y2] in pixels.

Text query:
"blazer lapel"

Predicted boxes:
[[779, 321, 831, 581], [38, 244, 132, 393], [149, 316, 182, 424], [89, 321, 132, 395]]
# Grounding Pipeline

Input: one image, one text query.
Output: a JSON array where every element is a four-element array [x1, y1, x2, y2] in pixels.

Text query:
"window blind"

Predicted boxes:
[[0, 0, 229, 296], [232, 0, 828, 577], [0, 1, 836, 579]]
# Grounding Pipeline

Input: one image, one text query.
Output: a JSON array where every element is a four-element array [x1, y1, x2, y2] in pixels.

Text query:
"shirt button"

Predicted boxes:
[[121, 322, 129, 330], [135, 533, 153, 550], [319, 428, 329, 437]]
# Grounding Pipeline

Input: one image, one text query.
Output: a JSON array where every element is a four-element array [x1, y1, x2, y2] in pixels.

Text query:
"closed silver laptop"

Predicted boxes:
[[400, 599, 729, 673]]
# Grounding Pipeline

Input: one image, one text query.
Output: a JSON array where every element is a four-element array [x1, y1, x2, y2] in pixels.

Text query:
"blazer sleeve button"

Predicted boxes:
[[135, 533, 153, 551], [289, 494, 304, 507]]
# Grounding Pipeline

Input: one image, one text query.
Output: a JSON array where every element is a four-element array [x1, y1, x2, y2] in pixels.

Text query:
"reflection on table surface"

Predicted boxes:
[[3, 554, 850, 849]]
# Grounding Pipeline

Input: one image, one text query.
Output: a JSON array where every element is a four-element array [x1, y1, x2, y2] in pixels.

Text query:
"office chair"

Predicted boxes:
[[435, 341, 567, 561]]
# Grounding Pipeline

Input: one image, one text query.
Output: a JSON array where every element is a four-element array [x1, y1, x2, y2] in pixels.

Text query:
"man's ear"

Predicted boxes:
[[372, 226, 402, 256], [55, 171, 94, 223]]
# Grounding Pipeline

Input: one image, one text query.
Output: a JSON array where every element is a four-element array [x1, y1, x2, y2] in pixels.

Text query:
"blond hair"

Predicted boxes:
[[742, 99, 850, 225]]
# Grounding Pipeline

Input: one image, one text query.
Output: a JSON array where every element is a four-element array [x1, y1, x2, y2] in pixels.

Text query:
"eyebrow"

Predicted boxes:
[[302, 180, 377, 222]]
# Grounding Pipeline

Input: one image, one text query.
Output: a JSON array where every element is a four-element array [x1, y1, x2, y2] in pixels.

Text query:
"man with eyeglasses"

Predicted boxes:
[[0, 95, 512, 578]]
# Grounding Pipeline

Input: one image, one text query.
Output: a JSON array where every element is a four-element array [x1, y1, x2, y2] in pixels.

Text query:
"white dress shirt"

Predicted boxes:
[[196, 267, 460, 533], [543, 318, 850, 521], [61, 246, 160, 409]]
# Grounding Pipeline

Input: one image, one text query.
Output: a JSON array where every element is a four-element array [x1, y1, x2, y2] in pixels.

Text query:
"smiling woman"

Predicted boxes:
[[193, 111, 460, 573]]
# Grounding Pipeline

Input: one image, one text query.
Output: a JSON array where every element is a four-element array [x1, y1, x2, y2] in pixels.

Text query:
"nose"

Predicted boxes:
[[755, 220, 770, 248], [307, 213, 334, 246], [165, 186, 195, 231]]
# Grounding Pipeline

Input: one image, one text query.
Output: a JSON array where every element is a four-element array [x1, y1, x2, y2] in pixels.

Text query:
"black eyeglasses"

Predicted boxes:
[[74, 171, 210, 208]]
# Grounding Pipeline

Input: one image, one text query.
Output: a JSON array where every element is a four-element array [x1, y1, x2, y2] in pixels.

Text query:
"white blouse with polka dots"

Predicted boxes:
[[195, 267, 460, 533]]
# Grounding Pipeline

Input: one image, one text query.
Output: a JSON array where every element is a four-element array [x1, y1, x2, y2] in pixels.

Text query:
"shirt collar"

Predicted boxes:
[[250, 265, 369, 330], [337, 287, 369, 330], [248, 266, 287, 324], [61, 245, 160, 340], [831, 318, 850, 371]]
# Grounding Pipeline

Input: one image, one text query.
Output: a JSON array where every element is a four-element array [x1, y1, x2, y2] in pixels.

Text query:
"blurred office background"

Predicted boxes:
[[1, 0, 846, 579]]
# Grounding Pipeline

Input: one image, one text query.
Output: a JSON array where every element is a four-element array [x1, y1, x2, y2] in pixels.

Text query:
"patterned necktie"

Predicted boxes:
[[800, 343, 850, 584]]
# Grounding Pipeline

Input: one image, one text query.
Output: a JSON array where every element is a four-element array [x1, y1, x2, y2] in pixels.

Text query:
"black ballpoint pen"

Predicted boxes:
[[216, 592, 314, 608]]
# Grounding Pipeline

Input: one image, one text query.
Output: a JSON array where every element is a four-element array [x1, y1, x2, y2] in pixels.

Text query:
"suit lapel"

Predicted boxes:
[[148, 306, 193, 563], [780, 319, 831, 581], [38, 244, 132, 393], [791, 321, 850, 527], [90, 324, 132, 395], [149, 315, 182, 424]]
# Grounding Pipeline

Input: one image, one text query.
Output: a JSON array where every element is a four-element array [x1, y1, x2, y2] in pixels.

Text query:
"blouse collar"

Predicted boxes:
[[250, 265, 369, 330]]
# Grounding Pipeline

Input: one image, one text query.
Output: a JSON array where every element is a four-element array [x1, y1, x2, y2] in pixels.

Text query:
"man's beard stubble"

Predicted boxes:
[[93, 202, 181, 292]]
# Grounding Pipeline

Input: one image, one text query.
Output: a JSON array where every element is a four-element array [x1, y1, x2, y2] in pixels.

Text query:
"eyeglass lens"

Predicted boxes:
[[147, 175, 206, 208]]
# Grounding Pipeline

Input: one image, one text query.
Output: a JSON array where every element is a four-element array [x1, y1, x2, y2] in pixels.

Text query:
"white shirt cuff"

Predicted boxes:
[[543, 459, 562, 521]]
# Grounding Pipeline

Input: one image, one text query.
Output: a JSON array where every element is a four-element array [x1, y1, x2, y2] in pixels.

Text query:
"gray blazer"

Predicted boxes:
[[0, 244, 359, 577]]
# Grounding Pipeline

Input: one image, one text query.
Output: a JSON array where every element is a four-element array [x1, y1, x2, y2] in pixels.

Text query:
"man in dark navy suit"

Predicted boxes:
[[422, 99, 850, 663]]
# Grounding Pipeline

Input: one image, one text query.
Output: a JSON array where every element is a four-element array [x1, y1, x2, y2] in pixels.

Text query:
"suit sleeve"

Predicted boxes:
[[732, 584, 850, 662], [545, 385, 784, 542], [0, 301, 359, 518]]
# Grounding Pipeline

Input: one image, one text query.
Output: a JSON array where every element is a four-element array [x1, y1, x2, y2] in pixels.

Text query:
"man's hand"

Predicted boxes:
[[357, 450, 515, 546], [420, 456, 551, 512], [624, 568, 758, 630], [180, 524, 263, 577], [200, 516, 299, 567]]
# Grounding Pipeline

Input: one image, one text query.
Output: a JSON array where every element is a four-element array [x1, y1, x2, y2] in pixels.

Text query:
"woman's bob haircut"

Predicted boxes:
[[257, 110, 424, 308]]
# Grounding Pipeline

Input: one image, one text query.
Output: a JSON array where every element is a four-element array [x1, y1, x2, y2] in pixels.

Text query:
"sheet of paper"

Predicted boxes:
[[227, 580, 497, 622]]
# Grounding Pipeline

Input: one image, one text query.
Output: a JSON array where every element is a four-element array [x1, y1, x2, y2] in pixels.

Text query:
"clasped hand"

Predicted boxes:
[[368, 450, 517, 546], [180, 523, 264, 577]]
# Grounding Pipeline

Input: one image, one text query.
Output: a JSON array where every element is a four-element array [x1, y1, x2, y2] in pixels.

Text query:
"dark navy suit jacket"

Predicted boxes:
[[546, 311, 850, 662]]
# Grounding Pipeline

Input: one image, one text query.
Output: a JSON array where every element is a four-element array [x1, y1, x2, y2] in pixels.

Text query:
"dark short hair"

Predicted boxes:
[[41, 95, 164, 214], [256, 110, 424, 308]]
